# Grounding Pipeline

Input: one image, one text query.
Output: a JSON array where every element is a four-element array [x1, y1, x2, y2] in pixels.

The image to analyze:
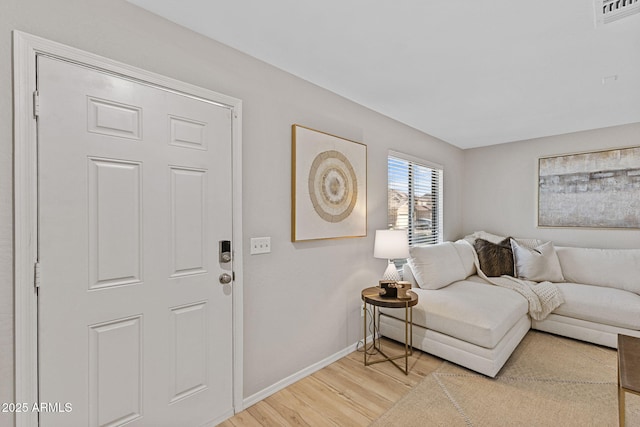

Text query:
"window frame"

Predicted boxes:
[[387, 150, 444, 248]]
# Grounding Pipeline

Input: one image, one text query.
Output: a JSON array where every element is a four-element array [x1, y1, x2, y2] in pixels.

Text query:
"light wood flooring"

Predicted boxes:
[[218, 339, 444, 426]]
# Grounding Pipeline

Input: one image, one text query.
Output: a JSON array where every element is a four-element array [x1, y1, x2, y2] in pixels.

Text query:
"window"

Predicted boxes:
[[387, 151, 443, 247]]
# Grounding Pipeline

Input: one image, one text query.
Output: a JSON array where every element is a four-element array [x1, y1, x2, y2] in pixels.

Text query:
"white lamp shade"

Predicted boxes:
[[374, 229, 410, 260]]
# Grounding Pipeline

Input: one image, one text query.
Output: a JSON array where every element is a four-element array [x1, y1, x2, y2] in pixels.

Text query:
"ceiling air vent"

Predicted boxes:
[[595, 0, 640, 25]]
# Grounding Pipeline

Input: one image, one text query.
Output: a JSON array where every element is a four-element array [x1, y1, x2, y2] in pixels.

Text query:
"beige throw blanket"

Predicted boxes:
[[464, 240, 564, 320]]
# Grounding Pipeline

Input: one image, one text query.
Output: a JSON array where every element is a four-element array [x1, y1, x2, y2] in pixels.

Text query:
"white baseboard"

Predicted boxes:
[[201, 408, 235, 427], [241, 338, 369, 410]]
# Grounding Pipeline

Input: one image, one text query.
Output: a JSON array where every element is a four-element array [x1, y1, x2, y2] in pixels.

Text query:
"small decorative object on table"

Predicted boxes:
[[378, 280, 398, 298], [379, 280, 398, 298], [395, 281, 412, 299], [379, 280, 412, 299]]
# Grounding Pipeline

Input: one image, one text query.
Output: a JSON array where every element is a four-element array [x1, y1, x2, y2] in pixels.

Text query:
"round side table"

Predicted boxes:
[[361, 286, 418, 375]]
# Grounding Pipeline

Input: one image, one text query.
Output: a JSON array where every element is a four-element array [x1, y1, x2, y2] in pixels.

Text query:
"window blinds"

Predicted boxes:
[[388, 153, 443, 247]]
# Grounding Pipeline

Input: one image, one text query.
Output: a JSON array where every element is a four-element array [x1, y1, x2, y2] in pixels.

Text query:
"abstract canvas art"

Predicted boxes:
[[538, 146, 640, 228], [291, 125, 367, 241]]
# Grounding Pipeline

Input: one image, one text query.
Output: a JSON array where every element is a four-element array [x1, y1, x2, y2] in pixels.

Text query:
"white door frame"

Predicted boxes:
[[13, 31, 244, 427]]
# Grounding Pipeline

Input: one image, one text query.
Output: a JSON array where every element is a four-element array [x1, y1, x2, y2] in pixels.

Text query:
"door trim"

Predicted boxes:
[[13, 31, 244, 427]]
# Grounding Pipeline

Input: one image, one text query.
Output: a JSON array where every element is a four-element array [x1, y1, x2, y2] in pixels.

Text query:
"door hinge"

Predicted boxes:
[[33, 90, 40, 118], [34, 262, 41, 288]]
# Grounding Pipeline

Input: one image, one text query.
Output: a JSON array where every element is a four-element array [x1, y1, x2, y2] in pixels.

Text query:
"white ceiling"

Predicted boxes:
[[127, 0, 640, 149]]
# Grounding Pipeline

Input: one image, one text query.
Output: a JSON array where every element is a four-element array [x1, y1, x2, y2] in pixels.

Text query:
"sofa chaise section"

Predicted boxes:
[[378, 241, 531, 377], [379, 275, 530, 377]]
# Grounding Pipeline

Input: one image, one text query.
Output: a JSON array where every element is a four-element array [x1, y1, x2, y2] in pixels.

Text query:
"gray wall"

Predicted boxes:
[[463, 122, 640, 249], [0, 1, 464, 423]]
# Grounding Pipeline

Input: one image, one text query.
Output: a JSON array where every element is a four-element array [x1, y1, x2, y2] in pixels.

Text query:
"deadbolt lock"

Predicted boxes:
[[219, 240, 232, 263]]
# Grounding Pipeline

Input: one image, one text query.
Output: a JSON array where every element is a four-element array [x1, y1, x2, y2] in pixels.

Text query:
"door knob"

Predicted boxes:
[[219, 273, 232, 284]]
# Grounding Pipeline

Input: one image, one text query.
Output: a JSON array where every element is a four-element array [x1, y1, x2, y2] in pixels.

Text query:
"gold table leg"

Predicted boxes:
[[363, 301, 413, 375], [363, 302, 367, 367]]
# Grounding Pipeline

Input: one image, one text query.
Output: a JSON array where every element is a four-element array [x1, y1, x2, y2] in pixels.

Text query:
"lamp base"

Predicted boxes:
[[382, 261, 401, 282]]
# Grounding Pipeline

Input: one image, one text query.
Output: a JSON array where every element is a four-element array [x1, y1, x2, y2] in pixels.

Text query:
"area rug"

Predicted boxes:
[[372, 331, 640, 426]]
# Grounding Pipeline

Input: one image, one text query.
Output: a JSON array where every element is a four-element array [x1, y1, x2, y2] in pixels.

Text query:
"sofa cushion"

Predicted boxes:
[[396, 280, 528, 348], [511, 239, 564, 282], [463, 230, 508, 245], [474, 237, 514, 277], [408, 241, 476, 290], [553, 282, 640, 330], [556, 247, 640, 295], [463, 230, 542, 249]]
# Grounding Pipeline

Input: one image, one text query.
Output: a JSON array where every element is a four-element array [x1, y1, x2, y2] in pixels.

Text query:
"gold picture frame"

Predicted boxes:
[[292, 124, 367, 242]]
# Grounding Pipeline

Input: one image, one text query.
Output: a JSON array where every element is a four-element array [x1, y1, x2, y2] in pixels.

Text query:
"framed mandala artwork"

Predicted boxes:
[[292, 125, 367, 242]]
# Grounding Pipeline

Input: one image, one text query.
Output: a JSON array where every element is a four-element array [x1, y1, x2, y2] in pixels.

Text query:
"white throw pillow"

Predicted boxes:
[[510, 239, 564, 283], [408, 242, 475, 289], [452, 240, 477, 278]]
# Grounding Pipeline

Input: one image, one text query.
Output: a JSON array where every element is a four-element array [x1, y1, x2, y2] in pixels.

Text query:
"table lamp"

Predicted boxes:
[[374, 229, 410, 281]]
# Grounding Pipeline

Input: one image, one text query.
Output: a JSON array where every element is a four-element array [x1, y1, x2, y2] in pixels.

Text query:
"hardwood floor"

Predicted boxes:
[[219, 339, 444, 426]]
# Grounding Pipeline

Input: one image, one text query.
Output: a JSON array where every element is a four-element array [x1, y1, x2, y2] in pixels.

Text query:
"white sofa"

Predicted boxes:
[[378, 236, 640, 377]]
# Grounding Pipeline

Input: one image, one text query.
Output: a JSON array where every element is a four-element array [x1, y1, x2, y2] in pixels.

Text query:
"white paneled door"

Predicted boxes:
[[37, 55, 234, 427]]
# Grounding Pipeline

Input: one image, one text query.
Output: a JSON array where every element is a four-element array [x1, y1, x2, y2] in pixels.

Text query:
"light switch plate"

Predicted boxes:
[[250, 237, 271, 255]]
